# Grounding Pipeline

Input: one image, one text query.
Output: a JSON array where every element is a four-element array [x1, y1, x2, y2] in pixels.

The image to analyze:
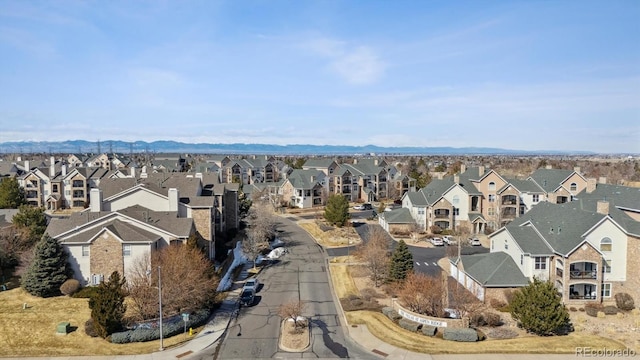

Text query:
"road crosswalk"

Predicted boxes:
[[415, 261, 438, 266]]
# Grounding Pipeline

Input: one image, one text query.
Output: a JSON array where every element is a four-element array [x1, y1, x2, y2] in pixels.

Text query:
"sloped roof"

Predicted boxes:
[[501, 178, 544, 193], [405, 191, 428, 206], [286, 169, 324, 190], [505, 225, 554, 255], [461, 252, 529, 287], [303, 158, 336, 169], [528, 168, 574, 192], [62, 219, 161, 244], [419, 179, 454, 204], [380, 208, 414, 223]]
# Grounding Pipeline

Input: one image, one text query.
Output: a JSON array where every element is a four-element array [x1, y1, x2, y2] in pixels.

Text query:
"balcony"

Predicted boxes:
[[501, 195, 518, 205], [72, 180, 84, 188], [434, 210, 450, 219], [569, 262, 598, 279], [26, 191, 38, 199], [342, 187, 351, 194], [569, 284, 597, 300], [501, 208, 517, 218], [73, 191, 85, 199]]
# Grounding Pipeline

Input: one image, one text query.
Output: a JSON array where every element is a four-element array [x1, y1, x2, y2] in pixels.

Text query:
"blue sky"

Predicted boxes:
[[1, 1, 639, 153]]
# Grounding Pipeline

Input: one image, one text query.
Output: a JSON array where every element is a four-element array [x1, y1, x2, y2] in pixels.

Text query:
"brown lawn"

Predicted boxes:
[[0, 288, 202, 357], [298, 221, 361, 248], [329, 263, 359, 299]]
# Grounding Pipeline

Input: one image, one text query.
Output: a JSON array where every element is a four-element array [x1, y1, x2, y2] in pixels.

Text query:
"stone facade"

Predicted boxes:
[[90, 230, 124, 281], [191, 208, 212, 241], [563, 242, 602, 305], [623, 234, 640, 306]]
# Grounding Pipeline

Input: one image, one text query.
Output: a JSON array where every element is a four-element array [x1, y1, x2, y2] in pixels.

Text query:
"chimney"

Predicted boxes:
[[168, 188, 179, 212], [24, 160, 30, 172], [61, 164, 67, 176], [454, 174, 460, 184], [479, 166, 485, 176], [195, 172, 203, 179], [437, 173, 444, 180], [353, 158, 358, 164], [546, 164, 552, 169], [141, 166, 148, 178], [310, 175, 316, 182], [460, 164, 466, 174], [131, 167, 136, 178], [596, 200, 609, 215], [598, 177, 607, 184], [586, 178, 597, 193], [49, 156, 55, 177], [90, 189, 102, 212], [374, 159, 378, 166], [574, 166, 581, 174]]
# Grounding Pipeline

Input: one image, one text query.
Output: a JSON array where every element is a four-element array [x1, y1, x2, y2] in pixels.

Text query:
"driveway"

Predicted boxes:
[[213, 217, 372, 359]]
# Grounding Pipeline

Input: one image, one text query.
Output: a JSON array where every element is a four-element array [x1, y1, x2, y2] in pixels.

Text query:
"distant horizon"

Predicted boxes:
[[1, 2, 638, 153], [2, 139, 638, 156]]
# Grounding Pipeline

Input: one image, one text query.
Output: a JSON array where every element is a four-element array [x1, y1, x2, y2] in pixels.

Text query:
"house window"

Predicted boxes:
[[601, 283, 611, 298], [418, 208, 424, 215], [603, 260, 612, 273], [452, 195, 459, 205], [52, 184, 58, 192], [488, 182, 496, 191], [92, 274, 104, 285], [488, 207, 495, 216], [532, 194, 539, 202], [123, 244, 132, 257], [520, 255, 523, 265], [570, 183, 577, 191], [535, 257, 546, 270], [82, 245, 90, 257], [453, 208, 459, 216], [504, 240, 508, 250], [488, 194, 495, 203], [600, 237, 612, 252]]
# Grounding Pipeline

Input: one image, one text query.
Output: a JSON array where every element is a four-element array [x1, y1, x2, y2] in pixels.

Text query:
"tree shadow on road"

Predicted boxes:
[[310, 318, 349, 358]]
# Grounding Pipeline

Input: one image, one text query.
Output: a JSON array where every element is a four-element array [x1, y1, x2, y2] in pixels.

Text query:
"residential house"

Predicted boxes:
[[528, 166, 588, 204], [280, 169, 326, 208]]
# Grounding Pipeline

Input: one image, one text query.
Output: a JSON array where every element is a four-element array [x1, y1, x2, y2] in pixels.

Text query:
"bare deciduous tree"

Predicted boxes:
[[448, 279, 484, 320], [397, 272, 446, 317], [278, 299, 307, 331], [354, 226, 391, 287], [127, 244, 219, 321]]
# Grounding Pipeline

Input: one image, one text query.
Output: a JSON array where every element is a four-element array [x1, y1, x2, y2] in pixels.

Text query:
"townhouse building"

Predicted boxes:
[[280, 169, 327, 208]]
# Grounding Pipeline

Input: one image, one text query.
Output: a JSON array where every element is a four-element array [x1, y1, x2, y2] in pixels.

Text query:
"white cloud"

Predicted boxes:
[[303, 37, 385, 85]]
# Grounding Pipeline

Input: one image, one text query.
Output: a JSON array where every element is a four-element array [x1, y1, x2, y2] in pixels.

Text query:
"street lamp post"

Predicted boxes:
[[158, 266, 164, 351]]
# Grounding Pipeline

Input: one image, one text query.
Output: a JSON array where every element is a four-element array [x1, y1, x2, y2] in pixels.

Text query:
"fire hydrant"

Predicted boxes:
[[189, 327, 193, 336]]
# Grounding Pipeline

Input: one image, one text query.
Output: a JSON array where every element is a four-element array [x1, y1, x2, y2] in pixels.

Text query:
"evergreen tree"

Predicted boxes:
[[324, 194, 349, 227], [388, 240, 414, 282], [0, 177, 26, 209], [509, 278, 572, 336], [89, 271, 127, 338], [12, 205, 47, 248], [21, 234, 69, 297]]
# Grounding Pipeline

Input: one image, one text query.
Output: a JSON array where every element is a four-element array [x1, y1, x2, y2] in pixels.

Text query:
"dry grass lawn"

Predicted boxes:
[[329, 263, 359, 299], [0, 288, 201, 357], [347, 311, 629, 354], [299, 221, 361, 248]]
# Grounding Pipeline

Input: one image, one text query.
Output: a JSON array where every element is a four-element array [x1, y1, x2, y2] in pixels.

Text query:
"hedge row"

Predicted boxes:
[[111, 309, 211, 344]]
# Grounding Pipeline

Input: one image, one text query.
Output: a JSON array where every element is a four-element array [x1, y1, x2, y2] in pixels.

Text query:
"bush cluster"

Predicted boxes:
[[84, 319, 99, 338], [585, 303, 604, 317], [73, 286, 100, 299], [339, 295, 382, 312], [111, 309, 211, 344], [60, 279, 80, 296], [614, 293, 635, 311]]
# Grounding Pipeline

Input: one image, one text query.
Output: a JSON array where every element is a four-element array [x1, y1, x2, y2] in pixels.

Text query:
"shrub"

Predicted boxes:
[[569, 307, 577, 312], [73, 286, 100, 299], [484, 328, 518, 339], [470, 313, 486, 327], [614, 293, 635, 311], [111, 308, 211, 344], [579, 307, 585, 312], [443, 328, 478, 342], [421, 325, 437, 336], [85, 318, 99, 337], [485, 312, 502, 327], [509, 279, 571, 335], [603, 306, 618, 315], [339, 296, 383, 312], [585, 303, 604, 317], [398, 319, 421, 332], [490, 298, 507, 310], [60, 279, 80, 296]]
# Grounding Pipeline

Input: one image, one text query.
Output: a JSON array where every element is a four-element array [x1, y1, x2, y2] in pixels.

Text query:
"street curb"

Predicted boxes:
[[277, 319, 311, 353]]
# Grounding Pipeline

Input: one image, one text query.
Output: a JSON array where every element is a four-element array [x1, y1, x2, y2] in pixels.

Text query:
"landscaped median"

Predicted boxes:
[[298, 221, 361, 248], [328, 259, 631, 355]]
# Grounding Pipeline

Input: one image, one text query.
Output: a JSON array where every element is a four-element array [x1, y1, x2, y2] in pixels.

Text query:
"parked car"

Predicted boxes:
[[430, 237, 444, 246], [443, 236, 456, 245], [240, 288, 255, 306], [354, 203, 373, 210], [243, 278, 260, 293], [353, 204, 365, 210], [469, 237, 481, 246], [269, 237, 284, 249]]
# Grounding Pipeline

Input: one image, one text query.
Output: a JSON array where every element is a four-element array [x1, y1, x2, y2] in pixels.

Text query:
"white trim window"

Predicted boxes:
[[532, 194, 539, 202], [600, 237, 612, 252], [123, 244, 132, 257], [82, 245, 90, 257], [601, 283, 611, 298], [603, 260, 612, 273], [488, 182, 496, 191], [535, 257, 546, 270]]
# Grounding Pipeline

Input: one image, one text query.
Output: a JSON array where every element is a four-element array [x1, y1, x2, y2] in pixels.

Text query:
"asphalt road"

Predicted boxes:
[[211, 217, 372, 360], [327, 223, 489, 276]]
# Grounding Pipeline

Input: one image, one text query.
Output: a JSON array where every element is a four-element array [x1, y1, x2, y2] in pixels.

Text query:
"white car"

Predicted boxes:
[[353, 204, 365, 210], [430, 237, 444, 246], [443, 236, 456, 245], [469, 238, 481, 246], [243, 278, 260, 293]]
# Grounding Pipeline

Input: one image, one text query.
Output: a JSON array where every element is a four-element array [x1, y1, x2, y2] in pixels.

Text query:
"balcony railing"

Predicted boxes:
[[569, 270, 597, 279], [569, 293, 597, 300], [556, 268, 563, 278], [434, 213, 450, 219]]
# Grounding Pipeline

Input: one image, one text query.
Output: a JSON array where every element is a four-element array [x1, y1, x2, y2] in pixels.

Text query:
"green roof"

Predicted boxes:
[[460, 252, 529, 287], [528, 168, 574, 192], [380, 208, 415, 223]]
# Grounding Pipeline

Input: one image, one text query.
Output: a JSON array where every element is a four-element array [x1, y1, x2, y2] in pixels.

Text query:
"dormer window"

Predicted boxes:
[[570, 183, 577, 191], [600, 237, 612, 252], [488, 182, 496, 191]]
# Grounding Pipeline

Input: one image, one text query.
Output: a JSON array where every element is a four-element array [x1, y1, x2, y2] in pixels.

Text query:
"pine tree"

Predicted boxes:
[[324, 194, 349, 227], [21, 234, 69, 297], [388, 240, 414, 282], [0, 177, 26, 209], [509, 278, 572, 336], [89, 271, 127, 339]]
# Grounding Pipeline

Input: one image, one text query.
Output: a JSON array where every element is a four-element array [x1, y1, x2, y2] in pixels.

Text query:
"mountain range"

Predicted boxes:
[[0, 140, 594, 155]]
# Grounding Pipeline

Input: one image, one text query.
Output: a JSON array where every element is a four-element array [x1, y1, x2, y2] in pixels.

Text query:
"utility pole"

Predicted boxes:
[[158, 266, 164, 351]]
